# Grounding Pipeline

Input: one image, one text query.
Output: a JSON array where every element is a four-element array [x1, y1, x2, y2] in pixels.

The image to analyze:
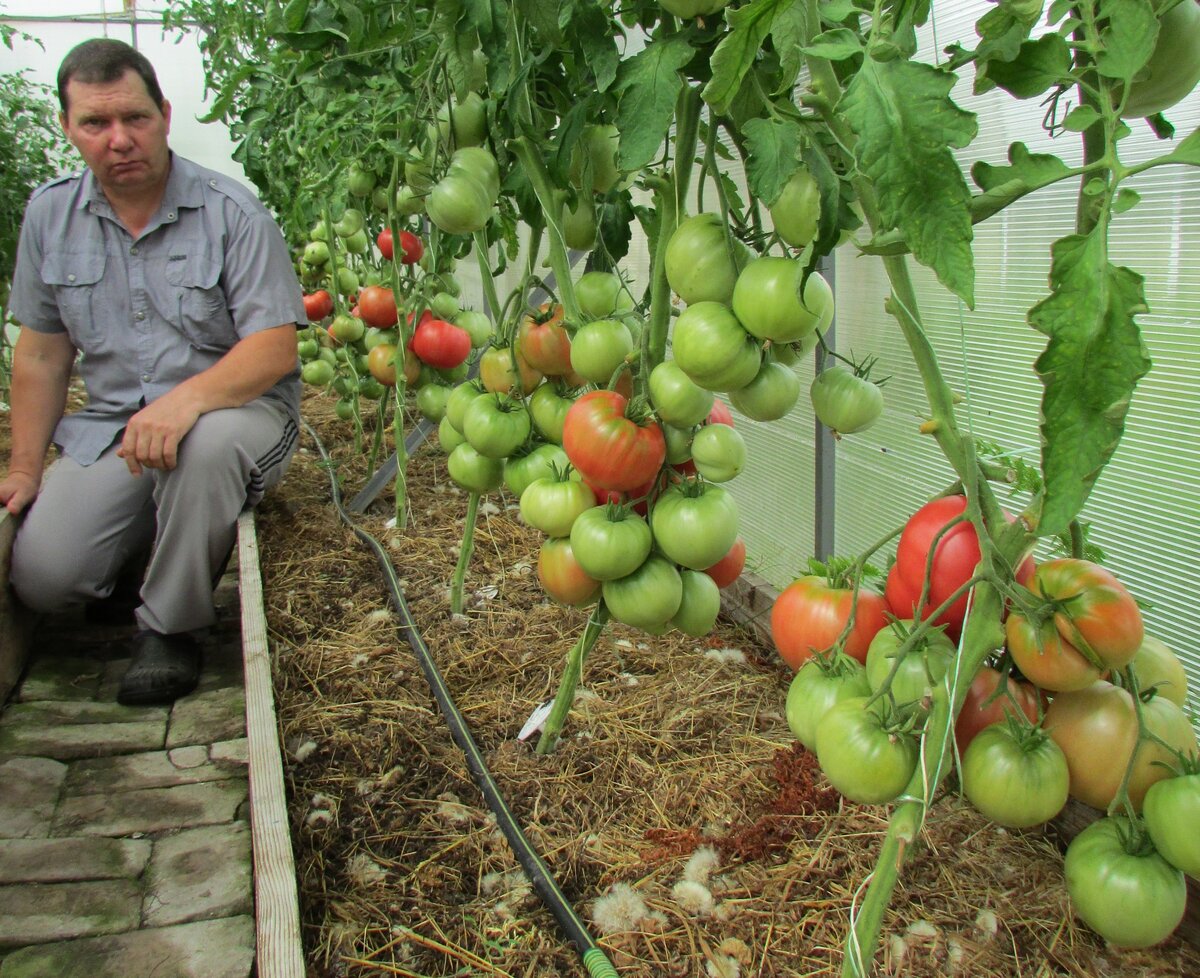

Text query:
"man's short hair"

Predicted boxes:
[[57, 38, 165, 116]]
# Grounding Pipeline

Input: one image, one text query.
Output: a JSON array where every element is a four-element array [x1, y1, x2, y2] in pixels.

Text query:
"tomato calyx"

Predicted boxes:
[[807, 555, 880, 592]]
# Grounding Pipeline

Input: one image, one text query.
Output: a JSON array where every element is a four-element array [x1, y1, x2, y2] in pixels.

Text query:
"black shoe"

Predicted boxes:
[[116, 630, 202, 706]]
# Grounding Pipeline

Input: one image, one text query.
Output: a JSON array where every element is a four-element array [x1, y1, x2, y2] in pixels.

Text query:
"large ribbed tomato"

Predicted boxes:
[[562, 390, 666, 492], [517, 304, 572, 376]]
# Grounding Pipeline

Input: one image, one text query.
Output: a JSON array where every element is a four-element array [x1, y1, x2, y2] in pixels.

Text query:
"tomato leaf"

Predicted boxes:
[[1095, 0, 1159, 80], [767, 0, 809, 94], [801, 28, 863, 61], [981, 34, 1073, 99], [701, 0, 789, 115], [1159, 126, 1200, 166], [1029, 230, 1151, 535], [842, 58, 977, 307], [613, 35, 692, 171], [573, 5, 621, 94], [743, 116, 801, 208]]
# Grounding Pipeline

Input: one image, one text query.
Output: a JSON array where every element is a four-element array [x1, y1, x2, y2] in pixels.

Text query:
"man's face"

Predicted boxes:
[[60, 68, 172, 198]]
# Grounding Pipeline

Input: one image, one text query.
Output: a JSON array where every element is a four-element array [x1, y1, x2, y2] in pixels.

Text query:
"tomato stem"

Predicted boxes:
[[449, 491, 481, 616], [535, 601, 610, 754]]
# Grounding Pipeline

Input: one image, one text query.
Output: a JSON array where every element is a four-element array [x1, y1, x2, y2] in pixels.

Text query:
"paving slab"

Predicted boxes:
[[167, 685, 247, 749], [0, 717, 166, 760], [0, 756, 67, 839], [0, 699, 163, 728], [143, 822, 252, 927], [0, 837, 151, 884], [52, 778, 249, 837], [0, 914, 255, 978], [64, 742, 245, 796], [0, 879, 142, 948], [12, 654, 105, 702]]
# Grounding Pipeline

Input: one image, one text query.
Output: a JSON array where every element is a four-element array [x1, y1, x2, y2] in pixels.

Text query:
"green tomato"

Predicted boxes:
[[503, 442, 569, 500], [769, 166, 821, 249], [602, 555, 683, 631], [562, 194, 597, 250], [671, 301, 762, 393], [346, 164, 377, 198], [731, 258, 833, 344], [447, 442, 504, 493], [462, 392, 532, 458], [811, 365, 884, 435], [670, 569, 721, 638], [519, 473, 596, 538], [303, 240, 330, 266], [1129, 635, 1190, 707], [341, 228, 370, 255], [650, 480, 739, 570], [665, 213, 751, 306], [648, 360, 714, 427], [960, 724, 1070, 829], [569, 318, 634, 385], [1120, 0, 1200, 118], [569, 505, 653, 581], [1065, 817, 1187, 948], [576, 271, 634, 319], [436, 91, 488, 149], [728, 359, 802, 421], [336, 266, 359, 296], [569, 124, 622, 194], [427, 173, 492, 235], [333, 207, 365, 237], [431, 291, 461, 320], [528, 383, 576, 444], [815, 696, 919, 805], [689, 423, 746, 483], [415, 382, 453, 423], [864, 619, 957, 711], [444, 380, 488, 433], [405, 151, 434, 192], [1143, 773, 1200, 877], [438, 415, 467, 454], [395, 184, 425, 216], [661, 423, 694, 465], [330, 313, 365, 344], [296, 338, 320, 361], [301, 359, 336, 386], [447, 145, 501, 202], [785, 653, 871, 751], [455, 309, 494, 348]]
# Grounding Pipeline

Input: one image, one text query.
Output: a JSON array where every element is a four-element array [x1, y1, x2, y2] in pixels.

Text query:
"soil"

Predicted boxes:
[[3, 388, 1197, 977]]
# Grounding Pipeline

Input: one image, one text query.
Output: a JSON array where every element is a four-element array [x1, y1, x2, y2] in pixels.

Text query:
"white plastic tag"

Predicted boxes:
[[517, 699, 555, 742]]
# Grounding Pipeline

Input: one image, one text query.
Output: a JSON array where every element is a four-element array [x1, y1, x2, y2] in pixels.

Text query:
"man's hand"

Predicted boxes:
[[117, 390, 201, 475], [0, 471, 41, 515]]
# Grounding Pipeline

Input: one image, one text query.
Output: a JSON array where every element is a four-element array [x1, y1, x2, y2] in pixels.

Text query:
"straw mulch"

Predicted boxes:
[[4, 388, 1192, 977]]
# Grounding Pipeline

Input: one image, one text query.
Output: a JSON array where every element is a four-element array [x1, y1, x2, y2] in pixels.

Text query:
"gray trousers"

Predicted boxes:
[[11, 400, 298, 635]]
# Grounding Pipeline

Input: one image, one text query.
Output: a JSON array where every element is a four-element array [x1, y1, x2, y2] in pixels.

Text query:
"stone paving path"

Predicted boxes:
[[0, 574, 256, 978]]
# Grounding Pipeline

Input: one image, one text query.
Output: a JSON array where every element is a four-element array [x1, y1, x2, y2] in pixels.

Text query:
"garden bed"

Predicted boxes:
[[251, 392, 1200, 978]]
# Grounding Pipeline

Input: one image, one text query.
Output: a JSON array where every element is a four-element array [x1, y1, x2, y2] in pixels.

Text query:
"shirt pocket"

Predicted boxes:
[[164, 253, 237, 350], [41, 251, 106, 339]]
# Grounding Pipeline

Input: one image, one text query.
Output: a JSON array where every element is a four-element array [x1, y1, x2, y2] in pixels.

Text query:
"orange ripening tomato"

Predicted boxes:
[[771, 575, 889, 669]]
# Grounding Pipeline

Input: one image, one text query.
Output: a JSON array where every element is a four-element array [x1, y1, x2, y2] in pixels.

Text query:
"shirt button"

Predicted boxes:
[[209, 179, 217, 187], [67, 274, 76, 282], [135, 312, 146, 321], [167, 212, 176, 220], [130, 246, 138, 256], [142, 374, 151, 382]]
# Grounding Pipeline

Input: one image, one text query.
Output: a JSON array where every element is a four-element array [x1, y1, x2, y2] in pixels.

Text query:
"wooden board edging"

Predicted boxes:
[[0, 511, 34, 705], [237, 510, 307, 978]]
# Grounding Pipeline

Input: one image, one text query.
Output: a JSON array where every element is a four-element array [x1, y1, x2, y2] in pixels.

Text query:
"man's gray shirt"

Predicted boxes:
[[9, 154, 307, 465]]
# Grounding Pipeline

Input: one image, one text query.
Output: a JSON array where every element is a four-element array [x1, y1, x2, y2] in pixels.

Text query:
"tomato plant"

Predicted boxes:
[[562, 390, 665, 492], [648, 360, 714, 427], [519, 471, 596, 538], [1064, 817, 1187, 948], [569, 318, 634, 385], [768, 166, 820, 248], [518, 304, 572, 376], [771, 571, 889, 669], [953, 665, 1043, 755], [664, 213, 749, 305]]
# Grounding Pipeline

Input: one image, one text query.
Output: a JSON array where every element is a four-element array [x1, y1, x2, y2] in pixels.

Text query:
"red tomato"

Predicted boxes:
[[411, 318, 471, 370], [358, 285, 398, 328], [378, 228, 423, 264], [517, 304, 572, 376], [302, 289, 334, 320], [771, 575, 889, 669], [888, 495, 1033, 641], [704, 536, 746, 589], [953, 665, 1044, 755], [562, 389, 666, 492]]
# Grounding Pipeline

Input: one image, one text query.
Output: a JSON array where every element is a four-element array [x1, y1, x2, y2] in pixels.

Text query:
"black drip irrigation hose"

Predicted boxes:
[[302, 420, 619, 978]]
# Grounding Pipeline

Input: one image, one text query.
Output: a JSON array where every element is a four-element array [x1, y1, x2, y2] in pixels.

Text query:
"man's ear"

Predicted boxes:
[[162, 99, 172, 134]]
